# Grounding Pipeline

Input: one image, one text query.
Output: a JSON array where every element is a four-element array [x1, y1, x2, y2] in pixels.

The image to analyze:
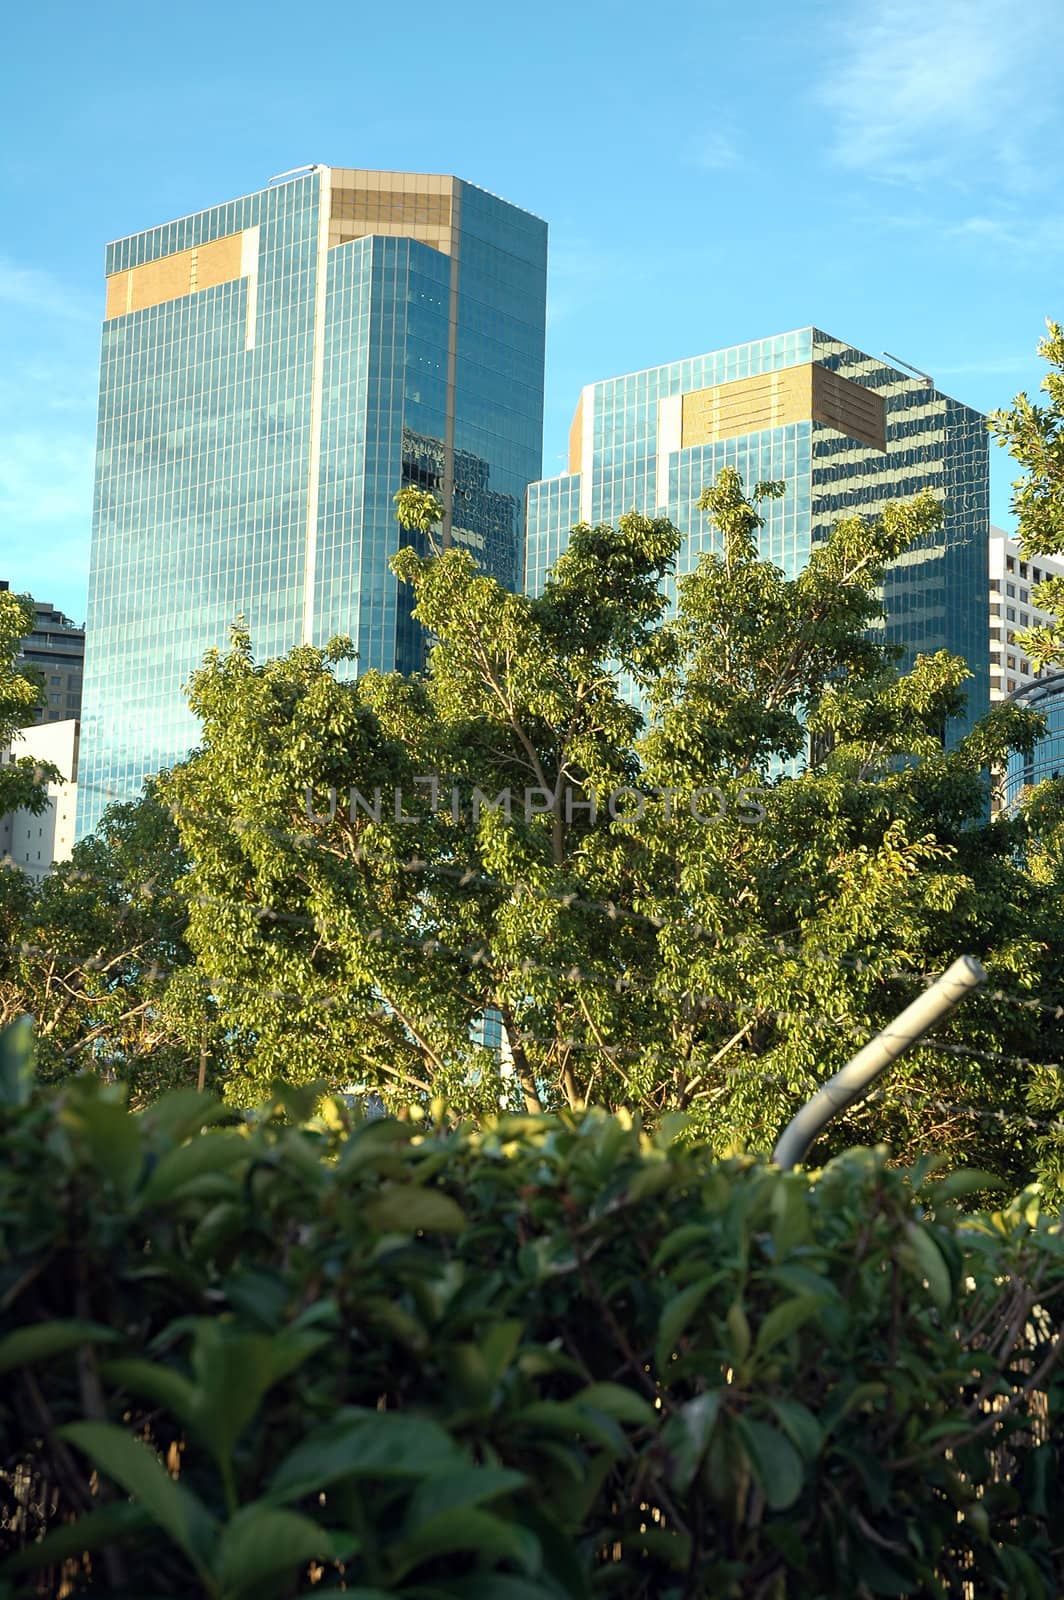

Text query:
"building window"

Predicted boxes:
[[1008, 655, 1016, 667], [1007, 607, 1016, 620], [1007, 555, 1015, 572], [1020, 562, 1028, 578], [1034, 567, 1042, 583], [1008, 677, 1016, 690], [1020, 611, 1029, 626], [1007, 582, 1016, 597], [1021, 661, 1030, 674], [1021, 588, 1029, 602]]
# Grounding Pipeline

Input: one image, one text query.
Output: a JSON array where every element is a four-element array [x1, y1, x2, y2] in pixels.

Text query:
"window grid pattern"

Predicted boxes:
[[1006, 682, 1064, 805], [525, 475, 581, 596], [524, 327, 989, 743], [81, 174, 321, 833], [80, 172, 547, 837]]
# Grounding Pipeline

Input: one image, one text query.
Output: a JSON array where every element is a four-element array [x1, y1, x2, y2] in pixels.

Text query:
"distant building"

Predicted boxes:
[[988, 527, 1064, 701], [1003, 673, 1064, 810], [527, 328, 990, 747], [0, 719, 80, 882], [78, 164, 547, 837], [0, 582, 84, 725]]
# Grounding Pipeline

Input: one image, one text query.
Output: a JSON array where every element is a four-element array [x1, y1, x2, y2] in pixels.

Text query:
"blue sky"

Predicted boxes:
[[2, 0, 1063, 621]]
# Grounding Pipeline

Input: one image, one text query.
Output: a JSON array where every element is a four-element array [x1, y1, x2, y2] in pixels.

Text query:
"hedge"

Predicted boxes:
[[0, 1022, 1063, 1597]]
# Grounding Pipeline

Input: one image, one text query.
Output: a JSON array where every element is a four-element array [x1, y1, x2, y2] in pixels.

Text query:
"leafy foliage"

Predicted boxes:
[[989, 319, 1064, 670], [988, 320, 1064, 1192], [138, 471, 1059, 1182], [0, 785, 213, 1099], [0, 591, 55, 821], [1, 1042, 1063, 1597]]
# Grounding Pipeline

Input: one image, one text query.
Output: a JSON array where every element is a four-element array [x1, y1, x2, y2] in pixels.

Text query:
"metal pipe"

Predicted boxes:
[[773, 955, 987, 1170]]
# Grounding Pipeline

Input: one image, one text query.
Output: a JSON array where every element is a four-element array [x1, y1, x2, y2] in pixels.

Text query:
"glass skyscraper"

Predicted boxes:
[[79, 166, 547, 835], [1004, 673, 1064, 807], [527, 328, 990, 744]]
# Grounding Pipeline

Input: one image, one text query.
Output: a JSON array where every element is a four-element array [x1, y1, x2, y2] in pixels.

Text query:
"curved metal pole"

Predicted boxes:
[[773, 955, 987, 1171]]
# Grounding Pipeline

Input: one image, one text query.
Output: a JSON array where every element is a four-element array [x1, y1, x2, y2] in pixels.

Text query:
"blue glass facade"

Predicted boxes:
[[1005, 674, 1064, 807], [79, 167, 546, 835], [527, 328, 990, 744]]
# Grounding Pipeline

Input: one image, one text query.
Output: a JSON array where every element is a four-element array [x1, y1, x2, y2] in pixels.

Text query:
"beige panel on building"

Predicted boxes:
[[568, 393, 584, 475], [104, 272, 132, 318], [328, 172, 458, 254], [680, 363, 887, 452], [681, 366, 814, 447], [810, 364, 887, 451], [194, 233, 244, 292], [104, 232, 247, 319]]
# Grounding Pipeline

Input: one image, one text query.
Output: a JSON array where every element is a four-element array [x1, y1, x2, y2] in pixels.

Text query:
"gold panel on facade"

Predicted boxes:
[[680, 362, 886, 452], [328, 181, 456, 253], [568, 393, 583, 475], [810, 364, 886, 451], [104, 232, 246, 319], [193, 233, 244, 292], [681, 366, 813, 447]]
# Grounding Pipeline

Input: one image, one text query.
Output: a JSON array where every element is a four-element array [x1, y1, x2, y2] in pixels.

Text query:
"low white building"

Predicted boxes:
[[0, 719, 79, 882], [989, 527, 1064, 701]]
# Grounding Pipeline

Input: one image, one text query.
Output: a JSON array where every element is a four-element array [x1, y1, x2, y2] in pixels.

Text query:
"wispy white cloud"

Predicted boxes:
[[692, 131, 739, 172], [817, 0, 1064, 187], [0, 257, 94, 322]]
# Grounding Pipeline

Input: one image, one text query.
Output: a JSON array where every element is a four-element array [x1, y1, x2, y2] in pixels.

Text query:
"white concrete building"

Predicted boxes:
[[989, 527, 1064, 701], [0, 719, 79, 882]]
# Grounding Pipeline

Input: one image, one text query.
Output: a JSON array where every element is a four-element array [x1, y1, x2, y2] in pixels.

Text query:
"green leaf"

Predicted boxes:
[[0, 1502, 151, 1576], [411, 1580, 561, 1600], [770, 1177, 812, 1250], [650, 1222, 712, 1269], [268, 1412, 462, 1503], [0, 1320, 118, 1375], [510, 1399, 627, 1456], [0, 1016, 35, 1109], [754, 1294, 824, 1359], [574, 1382, 656, 1427], [138, 1087, 229, 1141], [480, 1318, 523, 1383], [726, 1300, 751, 1364], [655, 1273, 718, 1369], [662, 1391, 721, 1493], [904, 1221, 952, 1314], [215, 1505, 333, 1597], [932, 1168, 1006, 1202], [732, 1416, 806, 1511], [58, 1421, 217, 1571], [404, 1466, 526, 1526], [392, 1507, 540, 1581], [100, 1357, 197, 1427], [766, 1398, 823, 1461], [60, 1095, 143, 1197], [364, 1184, 467, 1234], [186, 1321, 330, 1473], [138, 1129, 249, 1206]]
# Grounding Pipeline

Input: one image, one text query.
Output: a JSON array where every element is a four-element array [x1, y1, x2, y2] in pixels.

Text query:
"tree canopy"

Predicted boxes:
[[104, 467, 1056, 1182], [0, 588, 56, 820]]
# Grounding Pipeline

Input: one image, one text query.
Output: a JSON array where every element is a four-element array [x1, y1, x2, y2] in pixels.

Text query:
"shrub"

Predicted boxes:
[[1, 1026, 1063, 1597]]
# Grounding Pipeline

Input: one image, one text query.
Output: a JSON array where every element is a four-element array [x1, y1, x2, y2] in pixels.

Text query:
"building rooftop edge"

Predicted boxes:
[[104, 165, 545, 254]]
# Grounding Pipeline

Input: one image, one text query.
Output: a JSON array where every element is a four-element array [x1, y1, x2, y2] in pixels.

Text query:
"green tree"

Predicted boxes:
[[0, 588, 56, 819], [157, 472, 1053, 1180], [0, 785, 219, 1101], [989, 320, 1064, 1193], [989, 318, 1064, 669]]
